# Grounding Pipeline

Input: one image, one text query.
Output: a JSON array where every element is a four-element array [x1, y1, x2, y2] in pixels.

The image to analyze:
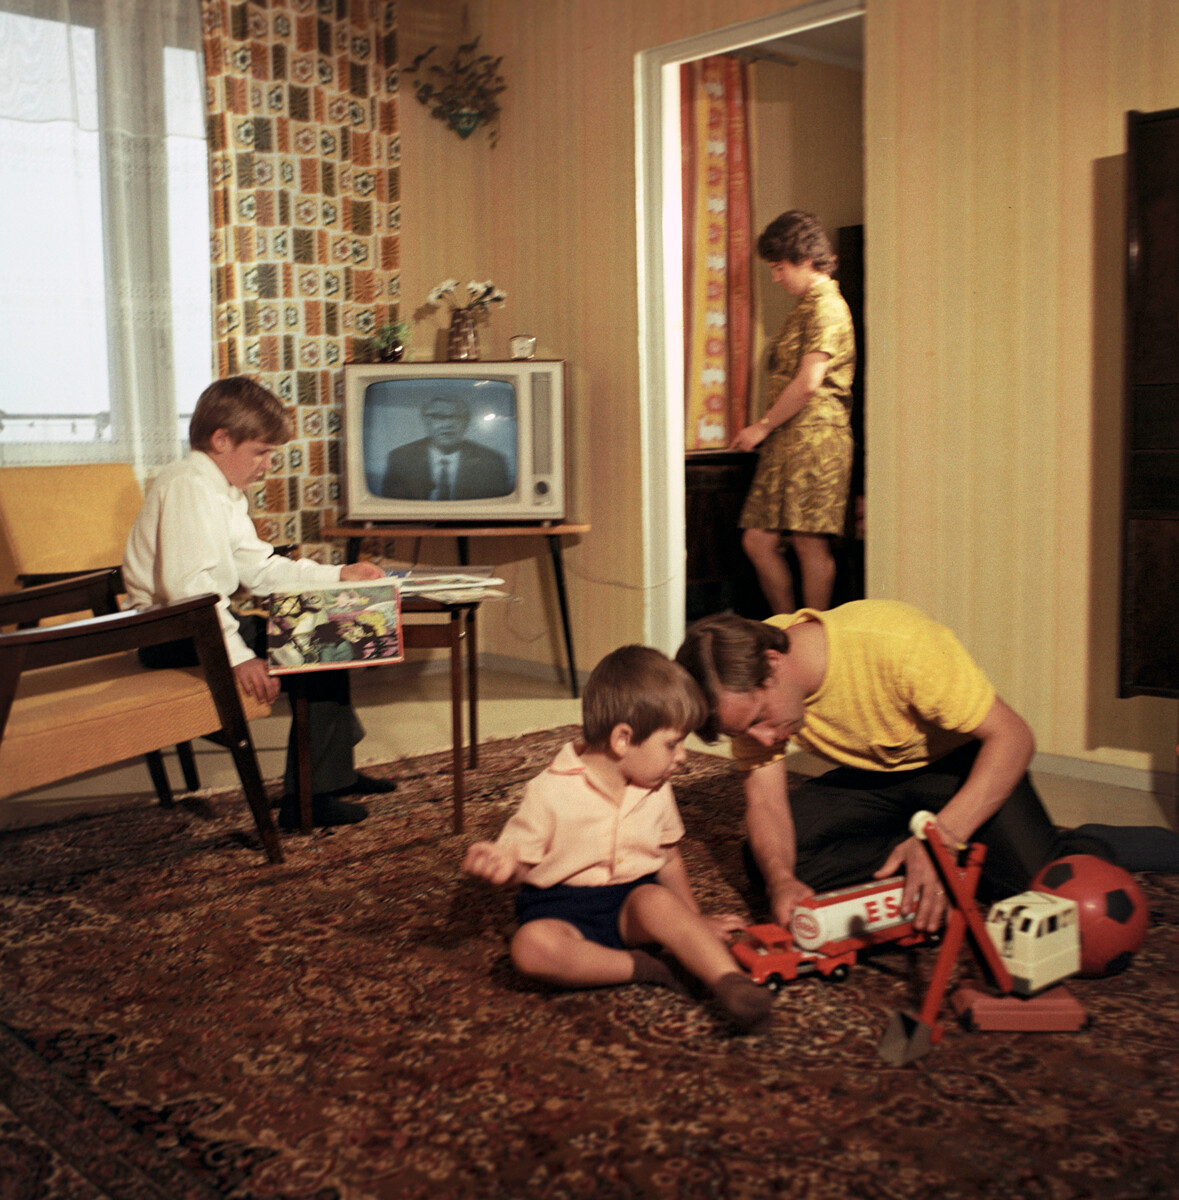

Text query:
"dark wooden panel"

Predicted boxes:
[[1128, 385, 1179, 451], [685, 452, 768, 622], [1126, 452, 1179, 513], [1128, 110, 1179, 387], [1119, 518, 1179, 698], [1120, 109, 1179, 698]]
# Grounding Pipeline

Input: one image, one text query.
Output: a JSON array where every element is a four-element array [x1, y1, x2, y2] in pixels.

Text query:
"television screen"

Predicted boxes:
[[361, 378, 518, 502], [342, 360, 565, 524]]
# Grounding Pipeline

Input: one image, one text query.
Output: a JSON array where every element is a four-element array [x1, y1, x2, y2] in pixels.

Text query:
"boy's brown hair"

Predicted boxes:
[[582, 644, 707, 750], [674, 614, 791, 743], [189, 375, 292, 450]]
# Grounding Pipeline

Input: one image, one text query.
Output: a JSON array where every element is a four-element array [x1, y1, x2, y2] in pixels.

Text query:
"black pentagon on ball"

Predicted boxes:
[[1105, 888, 1135, 924], [1039, 861, 1075, 889]]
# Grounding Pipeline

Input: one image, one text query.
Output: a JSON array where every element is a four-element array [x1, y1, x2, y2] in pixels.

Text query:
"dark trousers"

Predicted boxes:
[[139, 615, 361, 797], [747, 742, 1092, 904]]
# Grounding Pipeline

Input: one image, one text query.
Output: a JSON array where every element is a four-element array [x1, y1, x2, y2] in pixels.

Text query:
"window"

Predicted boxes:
[[0, 0, 211, 469]]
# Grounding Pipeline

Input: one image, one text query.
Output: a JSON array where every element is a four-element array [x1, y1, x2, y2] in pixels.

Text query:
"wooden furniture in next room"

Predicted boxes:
[[322, 521, 589, 697]]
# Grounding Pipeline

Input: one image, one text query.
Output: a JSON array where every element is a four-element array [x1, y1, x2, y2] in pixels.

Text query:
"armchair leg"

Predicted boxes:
[[176, 741, 200, 792], [144, 750, 175, 807], [228, 736, 283, 864]]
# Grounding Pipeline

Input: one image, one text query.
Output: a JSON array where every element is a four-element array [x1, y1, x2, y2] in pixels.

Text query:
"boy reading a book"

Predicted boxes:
[[462, 645, 773, 1033], [123, 375, 394, 829]]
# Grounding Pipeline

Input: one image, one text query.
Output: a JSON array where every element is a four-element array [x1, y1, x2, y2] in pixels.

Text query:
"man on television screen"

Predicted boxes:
[[381, 395, 512, 501]]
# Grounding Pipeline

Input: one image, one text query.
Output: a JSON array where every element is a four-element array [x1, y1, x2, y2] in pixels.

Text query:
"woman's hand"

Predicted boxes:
[[730, 420, 771, 453]]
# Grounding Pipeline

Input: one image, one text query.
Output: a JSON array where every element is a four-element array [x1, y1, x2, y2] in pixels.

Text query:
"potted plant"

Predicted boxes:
[[365, 320, 412, 362], [405, 37, 507, 146]]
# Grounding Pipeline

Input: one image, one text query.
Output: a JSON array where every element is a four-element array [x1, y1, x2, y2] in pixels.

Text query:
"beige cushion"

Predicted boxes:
[[0, 463, 144, 587], [0, 651, 272, 799]]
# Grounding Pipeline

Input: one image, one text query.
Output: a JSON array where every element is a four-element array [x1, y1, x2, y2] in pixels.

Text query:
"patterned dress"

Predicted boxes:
[[739, 278, 856, 535]]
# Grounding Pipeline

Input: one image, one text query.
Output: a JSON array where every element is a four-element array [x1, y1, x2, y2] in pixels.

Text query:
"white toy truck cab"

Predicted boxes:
[[985, 891, 1080, 996]]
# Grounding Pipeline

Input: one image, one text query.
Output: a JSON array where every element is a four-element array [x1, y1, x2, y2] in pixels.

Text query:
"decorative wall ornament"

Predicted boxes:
[[405, 37, 506, 146]]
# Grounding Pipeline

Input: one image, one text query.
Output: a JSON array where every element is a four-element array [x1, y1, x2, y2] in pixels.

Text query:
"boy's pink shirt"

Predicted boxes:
[[494, 741, 685, 889]]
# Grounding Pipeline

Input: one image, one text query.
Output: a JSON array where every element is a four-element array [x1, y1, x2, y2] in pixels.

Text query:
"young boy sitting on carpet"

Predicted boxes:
[[462, 645, 772, 1033]]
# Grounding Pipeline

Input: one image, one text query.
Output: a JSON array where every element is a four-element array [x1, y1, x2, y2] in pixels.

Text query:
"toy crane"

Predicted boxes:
[[878, 811, 1087, 1066]]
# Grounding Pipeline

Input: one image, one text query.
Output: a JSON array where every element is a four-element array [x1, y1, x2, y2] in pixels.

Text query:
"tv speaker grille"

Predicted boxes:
[[532, 374, 552, 475]]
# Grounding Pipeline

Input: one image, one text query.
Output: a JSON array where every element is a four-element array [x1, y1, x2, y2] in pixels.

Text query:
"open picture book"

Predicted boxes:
[[267, 580, 404, 673]]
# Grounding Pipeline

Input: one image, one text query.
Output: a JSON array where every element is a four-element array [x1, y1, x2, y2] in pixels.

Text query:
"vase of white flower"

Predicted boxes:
[[447, 310, 480, 361], [425, 278, 507, 362]]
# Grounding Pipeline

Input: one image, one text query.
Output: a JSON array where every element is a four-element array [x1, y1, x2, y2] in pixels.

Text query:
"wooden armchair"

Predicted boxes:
[[0, 462, 207, 798], [0, 572, 282, 864]]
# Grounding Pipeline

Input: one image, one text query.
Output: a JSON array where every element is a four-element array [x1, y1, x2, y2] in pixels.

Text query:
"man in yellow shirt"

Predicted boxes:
[[676, 601, 1111, 933]]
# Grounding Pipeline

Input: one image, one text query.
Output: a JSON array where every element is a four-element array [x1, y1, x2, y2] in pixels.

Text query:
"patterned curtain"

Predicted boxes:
[[200, 0, 400, 555], [681, 56, 753, 452]]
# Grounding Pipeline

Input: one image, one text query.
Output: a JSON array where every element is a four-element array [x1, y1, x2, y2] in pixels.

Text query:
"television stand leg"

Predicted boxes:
[[548, 534, 579, 699]]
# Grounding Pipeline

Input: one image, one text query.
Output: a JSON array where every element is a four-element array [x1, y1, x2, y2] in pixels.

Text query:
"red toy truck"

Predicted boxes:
[[734, 876, 930, 991]]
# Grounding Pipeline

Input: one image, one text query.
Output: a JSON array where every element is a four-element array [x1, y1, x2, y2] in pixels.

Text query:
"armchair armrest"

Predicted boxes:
[[0, 569, 123, 628]]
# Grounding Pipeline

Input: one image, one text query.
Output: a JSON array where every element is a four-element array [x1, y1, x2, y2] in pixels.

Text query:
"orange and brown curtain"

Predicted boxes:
[[681, 56, 753, 452], [200, 0, 400, 553]]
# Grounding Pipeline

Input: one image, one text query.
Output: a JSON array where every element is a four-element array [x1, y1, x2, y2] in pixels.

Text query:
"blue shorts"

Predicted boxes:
[[514, 874, 661, 951]]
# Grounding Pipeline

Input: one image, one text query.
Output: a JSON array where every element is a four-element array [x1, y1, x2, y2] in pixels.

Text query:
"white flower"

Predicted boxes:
[[427, 278, 460, 306], [425, 278, 507, 314]]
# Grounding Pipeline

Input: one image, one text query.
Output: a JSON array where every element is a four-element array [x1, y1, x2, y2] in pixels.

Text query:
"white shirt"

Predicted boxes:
[[123, 450, 342, 666]]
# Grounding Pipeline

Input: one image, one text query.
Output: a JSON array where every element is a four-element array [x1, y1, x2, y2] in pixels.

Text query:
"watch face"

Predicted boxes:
[[510, 335, 536, 360]]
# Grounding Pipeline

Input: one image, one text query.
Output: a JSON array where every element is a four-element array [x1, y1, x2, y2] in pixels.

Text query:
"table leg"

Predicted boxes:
[[449, 608, 465, 834], [547, 534, 579, 698], [294, 693, 312, 835], [466, 605, 478, 769]]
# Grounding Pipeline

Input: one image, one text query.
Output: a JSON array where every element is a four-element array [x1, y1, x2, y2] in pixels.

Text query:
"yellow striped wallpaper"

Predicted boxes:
[[396, 0, 1178, 778]]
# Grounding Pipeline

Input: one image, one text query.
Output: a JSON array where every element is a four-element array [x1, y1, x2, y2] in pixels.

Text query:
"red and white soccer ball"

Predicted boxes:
[[1030, 855, 1149, 977]]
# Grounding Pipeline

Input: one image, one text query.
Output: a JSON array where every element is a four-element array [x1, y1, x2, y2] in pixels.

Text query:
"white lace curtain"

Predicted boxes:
[[0, 0, 211, 472]]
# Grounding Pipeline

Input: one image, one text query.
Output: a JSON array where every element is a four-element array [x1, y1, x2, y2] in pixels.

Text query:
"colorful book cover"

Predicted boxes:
[[267, 580, 403, 674]]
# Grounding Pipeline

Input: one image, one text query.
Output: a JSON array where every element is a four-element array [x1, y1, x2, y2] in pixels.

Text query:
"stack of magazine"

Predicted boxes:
[[388, 567, 507, 602]]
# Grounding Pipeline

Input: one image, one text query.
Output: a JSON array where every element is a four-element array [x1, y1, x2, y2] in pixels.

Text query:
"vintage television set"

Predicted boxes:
[[342, 360, 566, 523]]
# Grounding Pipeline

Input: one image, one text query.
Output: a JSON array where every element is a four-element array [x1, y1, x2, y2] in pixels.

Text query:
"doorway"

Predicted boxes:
[[635, 0, 864, 653]]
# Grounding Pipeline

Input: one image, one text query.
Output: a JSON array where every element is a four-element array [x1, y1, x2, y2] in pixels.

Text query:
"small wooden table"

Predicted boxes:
[[291, 595, 480, 837], [322, 522, 590, 698]]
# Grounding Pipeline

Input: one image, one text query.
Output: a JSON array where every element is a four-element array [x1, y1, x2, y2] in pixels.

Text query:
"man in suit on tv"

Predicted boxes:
[[381, 395, 512, 501]]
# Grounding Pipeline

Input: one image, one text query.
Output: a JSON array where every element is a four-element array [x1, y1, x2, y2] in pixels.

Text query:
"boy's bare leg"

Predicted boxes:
[[510, 918, 677, 988], [620, 885, 771, 1032]]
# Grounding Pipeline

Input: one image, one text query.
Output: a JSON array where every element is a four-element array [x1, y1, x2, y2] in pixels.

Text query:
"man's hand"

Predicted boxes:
[[234, 656, 279, 705], [875, 835, 947, 932], [769, 876, 815, 928], [703, 911, 751, 939], [341, 561, 385, 581], [462, 841, 519, 886]]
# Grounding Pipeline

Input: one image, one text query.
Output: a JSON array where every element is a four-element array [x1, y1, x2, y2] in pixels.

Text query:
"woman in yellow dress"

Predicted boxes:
[[731, 211, 856, 613]]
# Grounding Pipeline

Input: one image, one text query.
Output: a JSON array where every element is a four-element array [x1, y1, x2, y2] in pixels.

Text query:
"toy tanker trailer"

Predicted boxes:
[[733, 876, 929, 991]]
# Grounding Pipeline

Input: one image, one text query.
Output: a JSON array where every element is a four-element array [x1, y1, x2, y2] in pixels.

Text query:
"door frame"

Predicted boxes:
[[634, 0, 864, 652]]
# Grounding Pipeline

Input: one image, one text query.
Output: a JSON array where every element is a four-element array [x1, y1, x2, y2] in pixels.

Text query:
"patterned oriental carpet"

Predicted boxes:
[[2, 726, 1178, 1200]]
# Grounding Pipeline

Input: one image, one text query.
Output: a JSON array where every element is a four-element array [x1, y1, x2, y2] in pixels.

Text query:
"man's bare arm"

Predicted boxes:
[[744, 758, 814, 926], [875, 696, 1035, 929]]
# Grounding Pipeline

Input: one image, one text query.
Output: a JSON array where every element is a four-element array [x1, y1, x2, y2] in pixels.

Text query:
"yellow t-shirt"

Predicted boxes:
[[731, 600, 996, 773]]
